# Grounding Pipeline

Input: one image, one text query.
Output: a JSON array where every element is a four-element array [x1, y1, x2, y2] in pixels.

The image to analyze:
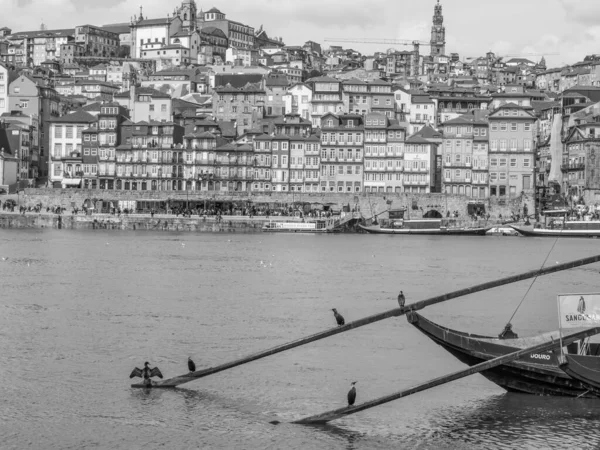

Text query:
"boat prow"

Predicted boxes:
[[406, 311, 596, 397]]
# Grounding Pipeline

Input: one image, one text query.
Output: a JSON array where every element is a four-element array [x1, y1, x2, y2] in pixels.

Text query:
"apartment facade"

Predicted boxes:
[[488, 103, 536, 197]]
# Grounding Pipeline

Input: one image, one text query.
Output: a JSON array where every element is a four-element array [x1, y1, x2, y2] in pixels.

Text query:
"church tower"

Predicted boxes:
[[430, 0, 446, 57], [178, 0, 197, 32]]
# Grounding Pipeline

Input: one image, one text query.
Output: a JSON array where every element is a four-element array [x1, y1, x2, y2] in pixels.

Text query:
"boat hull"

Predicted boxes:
[[408, 312, 595, 397], [359, 224, 489, 235], [510, 225, 600, 238], [560, 354, 600, 395]]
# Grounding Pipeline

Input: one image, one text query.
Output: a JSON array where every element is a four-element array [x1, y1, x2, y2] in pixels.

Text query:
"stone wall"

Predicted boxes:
[[16, 188, 534, 219]]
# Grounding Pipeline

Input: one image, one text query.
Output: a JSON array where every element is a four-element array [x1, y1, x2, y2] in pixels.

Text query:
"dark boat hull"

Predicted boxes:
[[510, 225, 600, 238], [359, 224, 489, 236], [408, 312, 595, 397], [560, 354, 600, 395]]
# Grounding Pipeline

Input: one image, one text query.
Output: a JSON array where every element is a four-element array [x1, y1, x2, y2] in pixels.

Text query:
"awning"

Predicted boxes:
[[62, 178, 82, 186]]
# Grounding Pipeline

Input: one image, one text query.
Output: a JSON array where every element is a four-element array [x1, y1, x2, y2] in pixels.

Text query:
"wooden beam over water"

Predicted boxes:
[[132, 254, 600, 388], [292, 327, 600, 424]]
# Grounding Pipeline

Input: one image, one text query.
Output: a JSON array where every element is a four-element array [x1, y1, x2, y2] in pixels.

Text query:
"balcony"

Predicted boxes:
[[561, 163, 585, 171]]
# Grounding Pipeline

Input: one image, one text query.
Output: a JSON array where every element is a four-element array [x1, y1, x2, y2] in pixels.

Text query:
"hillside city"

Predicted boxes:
[[0, 0, 596, 210]]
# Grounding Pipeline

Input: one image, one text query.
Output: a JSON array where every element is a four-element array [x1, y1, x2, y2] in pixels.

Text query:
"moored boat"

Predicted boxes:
[[407, 311, 597, 397], [262, 219, 333, 233], [359, 219, 489, 236], [510, 209, 600, 238]]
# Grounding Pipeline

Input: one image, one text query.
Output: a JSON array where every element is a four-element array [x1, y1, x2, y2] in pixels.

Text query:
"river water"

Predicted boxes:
[[2, 229, 600, 449]]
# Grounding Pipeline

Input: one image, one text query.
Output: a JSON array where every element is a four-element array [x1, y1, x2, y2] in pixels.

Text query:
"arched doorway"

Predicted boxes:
[[423, 209, 443, 219]]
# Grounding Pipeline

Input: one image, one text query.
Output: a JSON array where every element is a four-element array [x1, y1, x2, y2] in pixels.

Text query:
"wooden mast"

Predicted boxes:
[[293, 326, 600, 424], [132, 254, 600, 388]]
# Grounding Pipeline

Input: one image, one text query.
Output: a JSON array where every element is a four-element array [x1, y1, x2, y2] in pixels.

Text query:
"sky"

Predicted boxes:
[[4, 0, 600, 68]]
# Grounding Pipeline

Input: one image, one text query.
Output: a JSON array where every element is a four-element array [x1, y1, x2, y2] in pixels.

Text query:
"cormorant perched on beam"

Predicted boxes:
[[347, 381, 357, 406], [332, 308, 345, 326], [188, 357, 196, 373], [398, 291, 406, 308]]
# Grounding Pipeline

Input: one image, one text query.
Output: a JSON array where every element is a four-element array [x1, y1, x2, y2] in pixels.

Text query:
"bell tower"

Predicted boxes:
[[430, 0, 446, 57], [178, 0, 197, 32]]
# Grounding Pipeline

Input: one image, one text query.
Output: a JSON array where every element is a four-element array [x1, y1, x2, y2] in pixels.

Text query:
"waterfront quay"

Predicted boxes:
[[0, 188, 525, 232]]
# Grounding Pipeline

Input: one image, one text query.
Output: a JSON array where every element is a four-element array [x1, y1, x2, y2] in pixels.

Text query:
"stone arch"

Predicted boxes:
[[423, 209, 443, 219]]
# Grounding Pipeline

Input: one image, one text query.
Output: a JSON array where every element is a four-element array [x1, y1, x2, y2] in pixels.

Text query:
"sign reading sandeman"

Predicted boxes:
[[559, 294, 600, 328]]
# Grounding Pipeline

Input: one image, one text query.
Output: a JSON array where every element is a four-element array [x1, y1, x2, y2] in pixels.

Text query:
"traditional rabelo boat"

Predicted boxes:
[[407, 311, 598, 397], [359, 219, 489, 235], [510, 209, 600, 238]]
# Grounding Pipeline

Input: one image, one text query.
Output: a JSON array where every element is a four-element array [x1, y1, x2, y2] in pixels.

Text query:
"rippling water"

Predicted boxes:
[[2, 229, 600, 449]]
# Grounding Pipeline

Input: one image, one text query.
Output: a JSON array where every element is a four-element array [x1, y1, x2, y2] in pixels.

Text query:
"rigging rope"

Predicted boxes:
[[506, 234, 561, 325]]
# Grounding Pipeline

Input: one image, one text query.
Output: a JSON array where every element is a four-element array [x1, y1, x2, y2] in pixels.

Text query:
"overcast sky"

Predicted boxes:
[[5, 0, 600, 67]]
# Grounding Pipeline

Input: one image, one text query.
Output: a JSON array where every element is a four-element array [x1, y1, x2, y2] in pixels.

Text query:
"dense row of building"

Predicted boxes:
[[0, 0, 599, 206]]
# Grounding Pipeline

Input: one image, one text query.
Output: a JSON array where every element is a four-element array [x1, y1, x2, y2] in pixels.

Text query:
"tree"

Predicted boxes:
[[118, 45, 130, 59]]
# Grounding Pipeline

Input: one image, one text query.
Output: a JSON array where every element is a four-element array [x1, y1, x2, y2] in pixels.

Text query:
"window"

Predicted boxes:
[[161, 104, 167, 112], [149, 104, 155, 111], [54, 126, 62, 138], [500, 123, 507, 131], [524, 123, 532, 132], [491, 140, 498, 151], [491, 123, 498, 131], [66, 126, 73, 138], [511, 123, 517, 132], [523, 158, 531, 168], [510, 158, 517, 167], [500, 158, 507, 167]]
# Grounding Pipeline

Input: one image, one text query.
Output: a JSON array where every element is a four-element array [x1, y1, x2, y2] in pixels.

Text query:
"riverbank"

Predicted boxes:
[[0, 211, 497, 233]]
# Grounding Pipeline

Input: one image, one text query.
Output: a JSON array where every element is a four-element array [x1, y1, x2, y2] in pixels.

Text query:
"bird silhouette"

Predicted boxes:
[[188, 357, 196, 374], [332, 308, 345, 326], [347, 381, 357, 406], [398, 291, 406, 308]]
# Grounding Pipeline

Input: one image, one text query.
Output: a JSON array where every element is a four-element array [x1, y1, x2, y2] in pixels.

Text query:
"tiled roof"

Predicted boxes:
[[135, 18, 171, 26], [215, 74, 263, 89], [48, 109, 97, 123], [114, 87, 171, 99]]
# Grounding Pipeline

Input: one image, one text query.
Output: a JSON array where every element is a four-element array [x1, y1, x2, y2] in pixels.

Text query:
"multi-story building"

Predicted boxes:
[[96, 103, 129, 190], [561, 112, 600, 199], [409, 94, 436, 133], [271, 134, 290, 192], [198, 27, 228, 63], [265, 74, 288, 116], [369, 79, 395, 118], [428, 87, 489, 124], [248, 134, 271, 193], [0, 111, 40, 178], [117, 119, 185, 191], [0, 63, 8, 116], [72, 80, 120, 101], [403, 135, 437, 194], [319, 113, 364, 193], [114, 86, 172, 122], [30, 29, 74, 66], [363, 113, 406, 193], [488, 102, 537, 197], [8, 74, 60, 177], [130, 13, 183, 59], [212, 82, 265, 136], [307, 76, 343, 127], [441, 113, 489, 197], [81, 122, 99, 189], [59, 42, 85, 64], [48, 109, 97, 188], [74, 24, 119, 57], [197, 8, 254, 50], [283, 82, 312, 121]]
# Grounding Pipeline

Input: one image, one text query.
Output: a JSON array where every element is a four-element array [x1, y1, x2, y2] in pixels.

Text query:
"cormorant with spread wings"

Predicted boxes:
[[130, 362, 163, 387]]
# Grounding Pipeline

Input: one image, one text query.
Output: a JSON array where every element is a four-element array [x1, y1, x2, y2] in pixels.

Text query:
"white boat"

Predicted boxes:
[[486, 226, 520, 236], [510, 209, 600, 238], [262, 219, 333, 233]]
